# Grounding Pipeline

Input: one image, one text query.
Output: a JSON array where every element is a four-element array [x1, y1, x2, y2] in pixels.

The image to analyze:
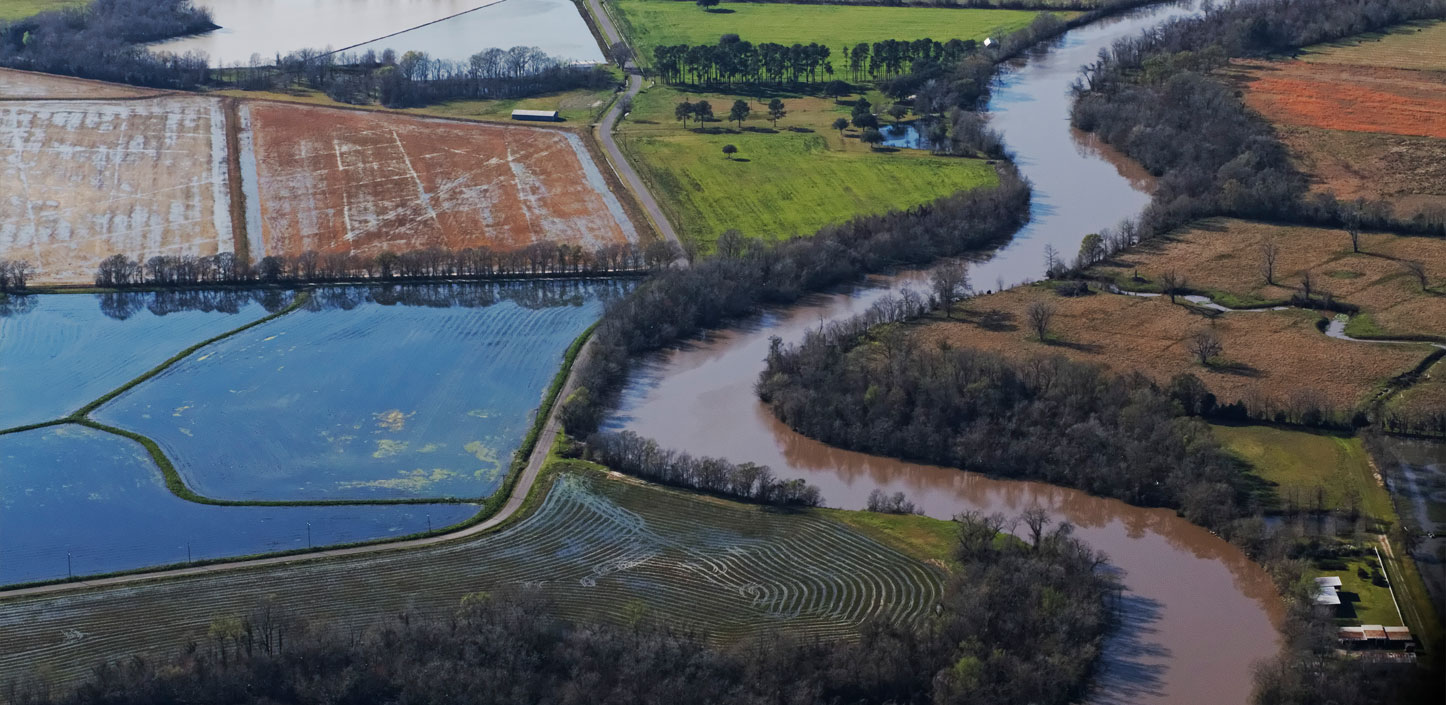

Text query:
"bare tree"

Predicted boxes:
[[1344, 207, 1362, 253], [1401, 259, 1428, 290], [1259, 239, 1279, 286], [1027, 301, 1055, 341], [1159, 269, 1184, 303], [1043, 244, 1060, 277], [1187, 328, 1222, 366], [1021, 506, 1051, 550], [1300, 269, 1314, 303], [930, 261, 970, 318]]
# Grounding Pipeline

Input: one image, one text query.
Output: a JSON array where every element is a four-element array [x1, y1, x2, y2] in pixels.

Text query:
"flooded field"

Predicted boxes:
[[0, 97, 235, 286], [95, 282, 618, 501], [350, 0, 605, 64], [151, 0, 601, 66], [0, 424, 476, 586], [0, 291, 287, 430], [243, 102, 638, 259]]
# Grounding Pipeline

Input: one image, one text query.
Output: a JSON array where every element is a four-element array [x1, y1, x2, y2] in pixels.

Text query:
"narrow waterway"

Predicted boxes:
[[608, 3, 1285, 704]]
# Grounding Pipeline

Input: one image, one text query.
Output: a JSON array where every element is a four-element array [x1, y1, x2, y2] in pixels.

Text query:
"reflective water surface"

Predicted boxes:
[[0, 424, 476, 586], [609, 3, 1285, 705], [0, 291, 288, 429], [151, 0, 602, 66], [95, 281, 620, 501]]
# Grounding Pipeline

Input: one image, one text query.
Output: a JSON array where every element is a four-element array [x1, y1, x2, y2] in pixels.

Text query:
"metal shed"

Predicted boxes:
[[511, 109, 560, 122]]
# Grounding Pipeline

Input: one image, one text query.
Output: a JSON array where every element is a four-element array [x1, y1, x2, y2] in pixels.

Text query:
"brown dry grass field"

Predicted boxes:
[[1390, 356, 1446, 419], [0, 96, 234, 285], [244, 102, 639, 260], [0, 67, 160, 99], [1275, 125, 1446, 219], [921, 283, 1433, 413], [1299, 20, 1446, 72], [1091, 219, 1446, 341]]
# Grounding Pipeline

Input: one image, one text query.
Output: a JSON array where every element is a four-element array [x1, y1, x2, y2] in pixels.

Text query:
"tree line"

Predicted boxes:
[[558, 168, 1030, 437], [6, 509, 1114, 705], [581, 431, 823, 507], [652, 36, 980, 85], [0, 259, 34, 293], [92, 241, 680, 289], [1070, 0, 1446, 238]]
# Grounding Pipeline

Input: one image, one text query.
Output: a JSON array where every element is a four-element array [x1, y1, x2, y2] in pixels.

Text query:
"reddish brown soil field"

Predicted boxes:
[[0, 68, 159, 99], [1235, 60, 1446, 139], [245, 103, 638, 259]]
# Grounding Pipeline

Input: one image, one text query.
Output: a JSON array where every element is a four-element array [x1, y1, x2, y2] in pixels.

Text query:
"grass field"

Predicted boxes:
[[619, 85, 997, 249], [0, 467, 943, 686], [1315, 557, 1403, 627], [0, 0, 83, 21], [923, 280, 1432, 413], [1389, 356, 1446, 420], [1300, 19, 1446, 72], [1213, 425, 1393, 520], [1273, 125, 1446, 221], [612, 0, 1054, 66], [1090, 219, 1446, 341]]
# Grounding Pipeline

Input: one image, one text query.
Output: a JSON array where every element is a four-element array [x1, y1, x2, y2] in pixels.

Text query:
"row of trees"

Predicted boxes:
[[7, 511, 1113, 705], [652, 37, 981, 85], [1070, 0, 1446, 237], [0, 259, 33, 293], [241, 46, 615, 109], [559, 169, 1030, 436], [92, 241, 680, 289], [582, 431, 824, 507]]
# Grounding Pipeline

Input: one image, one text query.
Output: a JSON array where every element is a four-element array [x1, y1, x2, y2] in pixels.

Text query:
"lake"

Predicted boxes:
[[151, 0, 603, 66]]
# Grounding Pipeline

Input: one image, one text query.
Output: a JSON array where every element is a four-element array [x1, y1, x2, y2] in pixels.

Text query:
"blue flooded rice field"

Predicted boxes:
[[94, 281, 622, 502], [0, 424, 477, 586], [0, 291, 290, 430]]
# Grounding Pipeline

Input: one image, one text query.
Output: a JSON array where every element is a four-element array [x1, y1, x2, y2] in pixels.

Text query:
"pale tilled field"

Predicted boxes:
[[0, 67, 160, 100], [0, 96, 234, 285]]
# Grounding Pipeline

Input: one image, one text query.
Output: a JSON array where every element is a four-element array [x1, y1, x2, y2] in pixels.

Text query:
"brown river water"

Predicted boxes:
[[608, 3, 1286, 704]]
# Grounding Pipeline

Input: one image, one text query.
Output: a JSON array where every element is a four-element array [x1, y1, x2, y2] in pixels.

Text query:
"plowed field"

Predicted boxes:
[[244, 103, 638, 259], [1236, 60, 1446, 139], [0, 68, 159, 99], [0, 97, 234, 285]]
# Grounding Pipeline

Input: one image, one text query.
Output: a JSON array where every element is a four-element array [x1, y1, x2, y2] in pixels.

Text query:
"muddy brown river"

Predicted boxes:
[[608, 3, 1285, 704]]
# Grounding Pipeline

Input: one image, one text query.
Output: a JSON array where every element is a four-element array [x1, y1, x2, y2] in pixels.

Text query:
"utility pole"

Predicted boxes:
[[306, 522, 312, 549]]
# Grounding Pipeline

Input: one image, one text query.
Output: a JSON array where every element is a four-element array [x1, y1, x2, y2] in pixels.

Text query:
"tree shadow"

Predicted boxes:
[[787, 126, 814, 133], [1044, 338, 1103, 354], [963, 308, 1016, 332], [1091, 593, 1170, 705], [704, 7, 735, 12], [728, 157, 752, 162], [1206, 361, 1262, 378], [742, 126, 778, 134]]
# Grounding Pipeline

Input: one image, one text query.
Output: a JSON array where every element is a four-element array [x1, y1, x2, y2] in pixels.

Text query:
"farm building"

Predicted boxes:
[[1338, 625, 1415, 651], [512, 109, 560, 122]]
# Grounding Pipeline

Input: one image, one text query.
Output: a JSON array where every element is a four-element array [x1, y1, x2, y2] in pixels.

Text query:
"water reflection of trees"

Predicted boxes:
[[0, 294, 37, 317], [52, 279, 637, 320]]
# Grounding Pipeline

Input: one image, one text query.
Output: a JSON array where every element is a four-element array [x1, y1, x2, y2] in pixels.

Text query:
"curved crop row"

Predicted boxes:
[[0, 472, 944, 685]]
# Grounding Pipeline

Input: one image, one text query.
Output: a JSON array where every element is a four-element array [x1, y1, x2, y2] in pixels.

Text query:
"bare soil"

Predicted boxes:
[[245, 102, 638, 259], [0, 97, 234, 285], [1276, 125, 1446, 220], [0, 68, 159, 100]]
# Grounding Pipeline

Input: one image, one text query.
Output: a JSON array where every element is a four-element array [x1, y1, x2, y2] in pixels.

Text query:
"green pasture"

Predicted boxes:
[[1213, 424, 1394, 521], [0, 0, 84, 22], [619, 84, 997, 251]]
